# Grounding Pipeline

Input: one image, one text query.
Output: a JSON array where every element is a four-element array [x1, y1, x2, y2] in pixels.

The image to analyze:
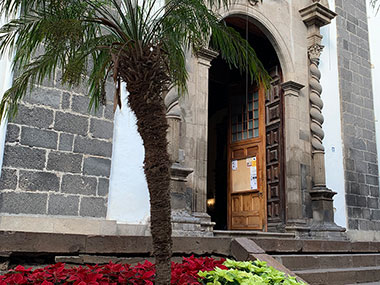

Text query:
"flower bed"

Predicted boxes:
[[0, 256, 305, 284]]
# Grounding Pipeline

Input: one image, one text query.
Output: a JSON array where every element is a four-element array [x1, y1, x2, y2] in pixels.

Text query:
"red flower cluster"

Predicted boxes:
[[0, 256, 226, 285]]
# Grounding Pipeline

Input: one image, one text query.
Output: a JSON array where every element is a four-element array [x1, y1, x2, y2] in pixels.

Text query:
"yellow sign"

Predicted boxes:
[[246, 157, 257, 167]]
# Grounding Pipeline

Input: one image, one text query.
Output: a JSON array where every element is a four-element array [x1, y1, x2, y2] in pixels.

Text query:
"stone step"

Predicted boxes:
[[348, 283, 380, 285], [273, 253, 380, 271], [293, 266, 380, 285], [253, 238, 380, 254], [213, 230, 295, 239]]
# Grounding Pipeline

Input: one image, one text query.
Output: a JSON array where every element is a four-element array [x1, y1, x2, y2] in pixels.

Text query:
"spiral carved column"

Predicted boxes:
[[308, 44, 327, 188], [300, 2, 346, 237]]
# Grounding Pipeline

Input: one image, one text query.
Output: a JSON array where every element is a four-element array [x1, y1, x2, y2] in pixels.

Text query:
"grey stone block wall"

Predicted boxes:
[[335, 0, 380, 230], [0, 76, 115, 218]]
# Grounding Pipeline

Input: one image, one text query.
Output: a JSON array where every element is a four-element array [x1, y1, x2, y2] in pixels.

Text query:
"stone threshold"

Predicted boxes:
[[0, 215, 150, 236], [214, 230, 295, 239]]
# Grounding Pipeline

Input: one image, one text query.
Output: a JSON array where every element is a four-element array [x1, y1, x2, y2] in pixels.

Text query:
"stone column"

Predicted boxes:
[[281, 81, 306, 228], [165, 90, 201, 236], [300, 2, 345, 236], [190, 48, 218, 233]]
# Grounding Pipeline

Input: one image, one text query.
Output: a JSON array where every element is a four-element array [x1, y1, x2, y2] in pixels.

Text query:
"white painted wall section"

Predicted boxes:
[[320, 0, 347, 228], [0, 15, 15, 175], [367, 0, 380, 180], [107, 84, 150, 224]]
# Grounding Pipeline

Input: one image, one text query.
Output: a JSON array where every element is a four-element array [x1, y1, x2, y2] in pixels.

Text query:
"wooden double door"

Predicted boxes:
[[227, 87, 267, 230], [227, 70, 285, 231]]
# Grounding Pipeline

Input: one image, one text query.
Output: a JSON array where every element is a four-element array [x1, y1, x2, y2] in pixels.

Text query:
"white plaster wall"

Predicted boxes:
[[367, 0, 380, 180], [107, 84, 150, 224], [320, 0, 347, 228], [0, 15, 15, 175]]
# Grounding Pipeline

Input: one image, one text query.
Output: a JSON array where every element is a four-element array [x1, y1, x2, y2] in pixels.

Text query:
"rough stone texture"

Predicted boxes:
[[74, 136, 112, 157], [0, 169, 17, 190], [54, 112, 89, 136], [20, 127, 58, 149], [61, 175, 97, 196], [98, 178, 109, 197], [13, 105, 54, 129], [48, 194, 79, 216], [336, 0, 380, 230], [79, 197, 107, 218], [0, 192, 47, 215], [90, 119, 113, 140], [24, 87, 62, 109], [58, 133, 74, 151], [2, 145, 46, 170], [0, 77, 114, 217], [46, 151, 83, 173], [5, 124, 20, 143], [83, 157, 111, 177], [19, 171, 60, 192]]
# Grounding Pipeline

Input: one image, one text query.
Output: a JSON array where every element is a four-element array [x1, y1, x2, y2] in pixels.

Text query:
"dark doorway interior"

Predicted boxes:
[[207, 16, 281, 230]]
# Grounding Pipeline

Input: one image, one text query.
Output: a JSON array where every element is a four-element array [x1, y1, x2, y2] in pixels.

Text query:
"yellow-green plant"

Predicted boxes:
[[198, 259, 306, 285]]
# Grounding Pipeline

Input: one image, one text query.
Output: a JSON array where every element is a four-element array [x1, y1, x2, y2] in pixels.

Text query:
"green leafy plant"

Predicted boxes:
[[198, 259, 306, 285]]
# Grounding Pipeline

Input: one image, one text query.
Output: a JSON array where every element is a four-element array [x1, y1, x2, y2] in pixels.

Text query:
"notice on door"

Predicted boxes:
[[231, 157, 258, 193], [249, 157, 257, 190], [232, 160, 238, 171]]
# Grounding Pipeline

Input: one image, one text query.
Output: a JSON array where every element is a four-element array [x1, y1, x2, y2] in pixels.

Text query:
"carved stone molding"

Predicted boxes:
[[165, 89, 181, 120], [197, 48, 219, 67], [281, 80, 304, 97], [300, 2, 336, 28]]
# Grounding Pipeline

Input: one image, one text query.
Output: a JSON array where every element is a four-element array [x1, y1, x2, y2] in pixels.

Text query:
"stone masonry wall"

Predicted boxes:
[[0, 76, 115, 218], [335, 0, 380, 230]]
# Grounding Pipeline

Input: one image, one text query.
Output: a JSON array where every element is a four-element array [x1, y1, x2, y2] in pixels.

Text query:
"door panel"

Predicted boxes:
[[265, 67, 286, 230], [231, 193, 262, 229], [228, 87, 266, 231]]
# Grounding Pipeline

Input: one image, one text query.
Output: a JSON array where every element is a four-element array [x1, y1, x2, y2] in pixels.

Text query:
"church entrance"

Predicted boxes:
[[228, 85, 266, 230], [207, 15, 285, 231]]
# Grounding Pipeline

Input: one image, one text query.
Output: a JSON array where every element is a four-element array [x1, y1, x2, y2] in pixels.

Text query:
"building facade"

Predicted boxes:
[[0, 0, 379, 240]]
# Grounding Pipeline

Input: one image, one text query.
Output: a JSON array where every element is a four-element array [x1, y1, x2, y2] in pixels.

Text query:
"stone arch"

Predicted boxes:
[[217, 4, 295, 82], [206, 7, 290, 231]]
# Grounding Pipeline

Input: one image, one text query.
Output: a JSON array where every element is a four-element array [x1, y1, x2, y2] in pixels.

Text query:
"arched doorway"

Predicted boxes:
[[207, 15, 285, 232]]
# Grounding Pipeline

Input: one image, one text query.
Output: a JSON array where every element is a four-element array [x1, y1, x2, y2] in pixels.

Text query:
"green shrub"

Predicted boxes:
[[198, 259, 306, 285]]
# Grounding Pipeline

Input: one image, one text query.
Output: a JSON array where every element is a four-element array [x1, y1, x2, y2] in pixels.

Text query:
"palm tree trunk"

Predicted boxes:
[[127, 87, 172, 284]]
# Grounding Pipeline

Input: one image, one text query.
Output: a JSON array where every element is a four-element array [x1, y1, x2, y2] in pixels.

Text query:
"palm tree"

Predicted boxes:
[[0, 0, 269, 283]]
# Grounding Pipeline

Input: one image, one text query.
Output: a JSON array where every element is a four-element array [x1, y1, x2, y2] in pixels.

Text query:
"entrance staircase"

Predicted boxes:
[[215, 232, 380, 284], [254, 237, 380, 284], [273, 253, 380, 284]]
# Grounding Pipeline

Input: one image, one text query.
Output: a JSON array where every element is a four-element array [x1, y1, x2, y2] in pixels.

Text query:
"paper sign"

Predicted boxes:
[[250, 166, 258, 190], [232, 160, 237, 171], [246, 157, 257, 167]]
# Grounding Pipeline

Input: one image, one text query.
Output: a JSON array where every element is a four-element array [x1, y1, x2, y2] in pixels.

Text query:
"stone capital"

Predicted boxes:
[[308, 43, 324, 62], [299, 2, 337, 28], [281, 81, 304, 97], [197, 48, 219, 67]]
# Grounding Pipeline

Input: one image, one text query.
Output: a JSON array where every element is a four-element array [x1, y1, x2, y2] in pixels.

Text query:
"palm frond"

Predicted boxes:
[[159, 0, 270, 93], [370, 0, 380, 14], [0, 0, 269, 120], [0, 0, 107, 118]]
